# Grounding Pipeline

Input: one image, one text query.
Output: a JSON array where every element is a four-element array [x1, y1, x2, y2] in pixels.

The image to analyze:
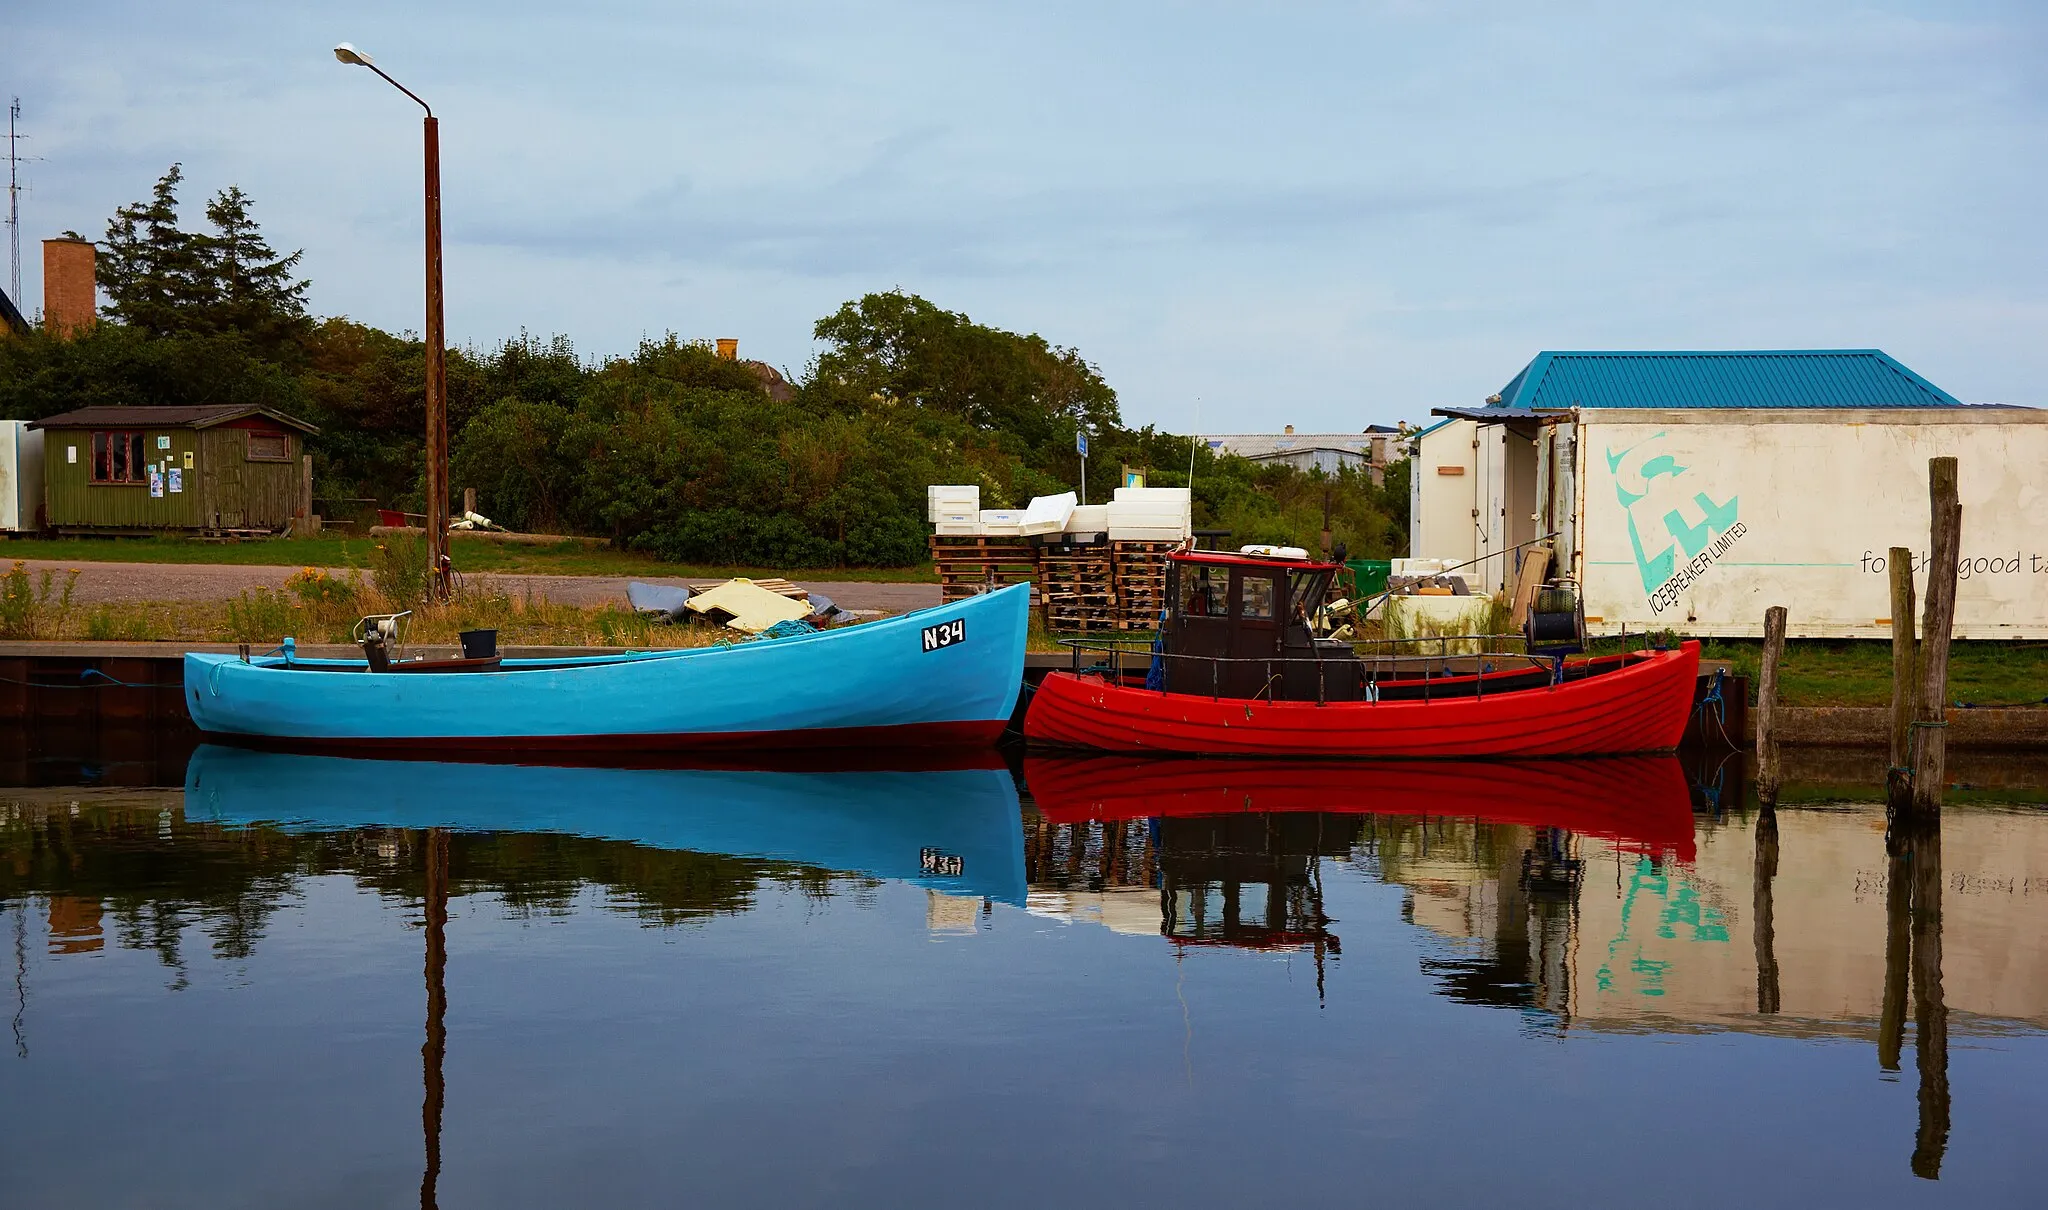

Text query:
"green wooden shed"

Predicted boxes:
[[28, 404, 318, 535]]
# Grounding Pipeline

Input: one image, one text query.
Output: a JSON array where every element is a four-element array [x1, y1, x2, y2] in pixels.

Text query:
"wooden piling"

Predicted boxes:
[[1755, 605, 1787, 807], [1887, 547, 1919, 808], [1907, 817, 1949, 1179], [463, 486, 477, 518], [1751, 807, 1781, 1014], [295, 454, 317, 537], [1877, 833, 1911, 1072], [1911, 458, 1961, 814]]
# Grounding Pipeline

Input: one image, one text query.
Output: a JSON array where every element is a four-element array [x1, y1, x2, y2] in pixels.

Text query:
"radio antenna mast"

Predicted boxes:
[[6, 98, 22, 304]]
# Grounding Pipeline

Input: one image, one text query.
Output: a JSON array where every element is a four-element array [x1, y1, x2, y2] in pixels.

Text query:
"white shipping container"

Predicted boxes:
[[1494, 408, 2048, 639], [0, 421, 45, 533]]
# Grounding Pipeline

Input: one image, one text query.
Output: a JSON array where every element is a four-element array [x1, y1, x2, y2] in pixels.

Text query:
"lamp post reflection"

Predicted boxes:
[[421, 828, 448, 1210]]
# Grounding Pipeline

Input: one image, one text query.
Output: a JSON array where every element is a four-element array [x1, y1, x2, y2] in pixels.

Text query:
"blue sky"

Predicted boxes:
[[6, 1, 2044, 429]]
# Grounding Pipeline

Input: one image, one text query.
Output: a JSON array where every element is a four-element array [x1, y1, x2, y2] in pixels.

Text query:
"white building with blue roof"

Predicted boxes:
[[1411, 350, 2047, 638]]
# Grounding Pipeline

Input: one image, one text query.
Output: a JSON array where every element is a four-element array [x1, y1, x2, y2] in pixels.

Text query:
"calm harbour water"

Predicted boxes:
[[3, 735, 2045, 1209]]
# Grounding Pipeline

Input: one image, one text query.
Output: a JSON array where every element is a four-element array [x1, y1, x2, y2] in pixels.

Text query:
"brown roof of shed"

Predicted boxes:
[[28, 404, 319, 434]]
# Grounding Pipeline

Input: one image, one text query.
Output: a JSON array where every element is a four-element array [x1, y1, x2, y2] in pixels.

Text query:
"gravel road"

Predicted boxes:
[[14, 559, 941, 615]]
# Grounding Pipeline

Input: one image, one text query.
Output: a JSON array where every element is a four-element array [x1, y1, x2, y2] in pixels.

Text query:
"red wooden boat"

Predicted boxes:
[[1024, 753, 1698, 861], [1023, 547, 1700, 758]]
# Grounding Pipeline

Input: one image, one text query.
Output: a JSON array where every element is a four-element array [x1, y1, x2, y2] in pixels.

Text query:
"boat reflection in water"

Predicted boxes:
[[183, 745, 1029, 906], [1022, 754, 1697, 1001]]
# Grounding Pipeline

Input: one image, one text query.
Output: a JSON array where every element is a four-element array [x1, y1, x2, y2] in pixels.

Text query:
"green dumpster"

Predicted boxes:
[[1345, 559, 1391, 599]]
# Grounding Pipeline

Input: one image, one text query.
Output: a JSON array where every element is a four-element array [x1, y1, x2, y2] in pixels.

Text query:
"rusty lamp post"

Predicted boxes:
[[334, 41, 452, 601]]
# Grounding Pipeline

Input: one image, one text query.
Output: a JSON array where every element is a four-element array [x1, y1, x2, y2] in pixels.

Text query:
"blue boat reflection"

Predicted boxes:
[[182, 745, 1028, 905]]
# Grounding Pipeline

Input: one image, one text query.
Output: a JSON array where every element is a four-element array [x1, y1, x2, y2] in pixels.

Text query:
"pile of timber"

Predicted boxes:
[[931, 536, 1038, 605], [1111, 540, 1176, 628], [1037, 545, 1118, 632], [933, 535, 1185, 630]]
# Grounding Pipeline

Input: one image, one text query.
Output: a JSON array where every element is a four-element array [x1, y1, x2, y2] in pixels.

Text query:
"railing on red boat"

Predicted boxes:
[[1056, 633, 1656, 705]]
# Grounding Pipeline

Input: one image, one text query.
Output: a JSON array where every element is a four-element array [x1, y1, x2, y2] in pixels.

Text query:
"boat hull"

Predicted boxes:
[[185, 745, 1030, 904], [1023, 642, 1700, 758], [1024, 752, 1697, 861], [185, 582, 1029, 752]]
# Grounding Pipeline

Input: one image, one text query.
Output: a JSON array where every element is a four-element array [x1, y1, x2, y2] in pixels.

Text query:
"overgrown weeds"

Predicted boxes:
[[372, 532, 430, 607], [0, 561, 81, 639], [225, 588, 299, 644]]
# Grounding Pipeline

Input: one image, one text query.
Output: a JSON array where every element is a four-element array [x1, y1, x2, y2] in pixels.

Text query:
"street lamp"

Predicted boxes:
[[334, 41, 451, 601]]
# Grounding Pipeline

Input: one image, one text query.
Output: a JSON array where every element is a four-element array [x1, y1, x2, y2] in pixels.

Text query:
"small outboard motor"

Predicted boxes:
[[356, 611, 412, 673]]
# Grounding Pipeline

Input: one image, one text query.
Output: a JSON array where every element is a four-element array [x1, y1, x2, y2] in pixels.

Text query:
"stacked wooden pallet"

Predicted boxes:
[[1112, 540, 1176, 628], [1037, 545, 1119, 631], [930, 536, 1038, 605]]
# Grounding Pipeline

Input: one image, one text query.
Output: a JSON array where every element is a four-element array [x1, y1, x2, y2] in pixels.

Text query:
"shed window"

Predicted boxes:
[[245, 432, 290, 461], [90, 431, 148, 484]]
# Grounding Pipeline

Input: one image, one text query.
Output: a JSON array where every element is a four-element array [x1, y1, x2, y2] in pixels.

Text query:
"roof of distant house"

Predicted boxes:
[[29, 404, 320, 433], [1484, 349, 1964, 411], [1207, 432, 1393, 460], [0, 285, 28, 336]]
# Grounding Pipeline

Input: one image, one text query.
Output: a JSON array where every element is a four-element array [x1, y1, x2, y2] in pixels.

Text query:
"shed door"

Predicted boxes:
[[216, 433, 245, 528]]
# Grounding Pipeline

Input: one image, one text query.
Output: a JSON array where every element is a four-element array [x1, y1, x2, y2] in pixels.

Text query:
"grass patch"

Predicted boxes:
[[0, 534, 936, 583], [1590, 635, 2048, 708]]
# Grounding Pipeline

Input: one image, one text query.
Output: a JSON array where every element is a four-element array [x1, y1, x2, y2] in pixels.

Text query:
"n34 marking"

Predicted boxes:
[[921, 618, 966, 652]]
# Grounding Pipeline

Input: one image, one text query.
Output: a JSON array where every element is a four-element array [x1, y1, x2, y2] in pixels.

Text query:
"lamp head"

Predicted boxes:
[[332, 42, 374, 67]]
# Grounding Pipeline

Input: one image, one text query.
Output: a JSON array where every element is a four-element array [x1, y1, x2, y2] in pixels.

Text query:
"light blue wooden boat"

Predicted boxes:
[[183, 745, 1028, 904], [183, 582, 1029, 753]]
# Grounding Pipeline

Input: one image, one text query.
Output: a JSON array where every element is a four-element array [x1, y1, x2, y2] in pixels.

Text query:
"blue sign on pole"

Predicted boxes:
[[1076, 431, 1089, 457]]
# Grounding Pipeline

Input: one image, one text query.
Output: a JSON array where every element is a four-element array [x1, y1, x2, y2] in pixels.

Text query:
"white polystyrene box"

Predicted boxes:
[[1018, 491, 1077, 536], [979, 509, 1025, 536], [1065, 504, 1109, 534], [928, 485, 980, 522], [1110, 486, 1190, 506]]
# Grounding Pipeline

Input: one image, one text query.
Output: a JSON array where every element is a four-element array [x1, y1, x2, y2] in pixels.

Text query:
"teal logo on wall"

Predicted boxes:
[[1607, 434, 1748, 614]]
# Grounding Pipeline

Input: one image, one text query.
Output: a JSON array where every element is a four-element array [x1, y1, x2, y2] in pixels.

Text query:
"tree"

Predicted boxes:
[[98, 165, 210, 337], [96, 166, 311, 354], [202, 185, 311, 355], [811, 290, 1120, 450]]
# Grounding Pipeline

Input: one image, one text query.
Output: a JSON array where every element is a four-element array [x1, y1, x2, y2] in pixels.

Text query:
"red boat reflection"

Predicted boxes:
[[1024, 754, 1697, 862]]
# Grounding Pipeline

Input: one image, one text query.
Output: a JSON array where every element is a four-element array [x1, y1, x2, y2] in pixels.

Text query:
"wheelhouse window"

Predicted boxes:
[[1239, 573, 1277, 621], [90, 431, 148, 484], [1179, 565, 1230, 618], [1288, 569, 1332, 622], [245, 431, 290, 461]]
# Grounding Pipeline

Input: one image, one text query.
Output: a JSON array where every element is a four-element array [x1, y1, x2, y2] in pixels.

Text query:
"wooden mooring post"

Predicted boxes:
[[1886, 547, 1919, 808], [1755, 605, 1787, 807], [1909, 457, 1961, 816]]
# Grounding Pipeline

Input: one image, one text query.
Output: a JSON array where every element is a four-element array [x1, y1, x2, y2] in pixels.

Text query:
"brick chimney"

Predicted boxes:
[[715, 337, 738, 360], [42, 236, 97, 338]]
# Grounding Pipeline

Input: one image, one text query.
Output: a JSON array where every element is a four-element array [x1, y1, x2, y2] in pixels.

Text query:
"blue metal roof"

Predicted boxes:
[[1490, 350, 1964, 410]]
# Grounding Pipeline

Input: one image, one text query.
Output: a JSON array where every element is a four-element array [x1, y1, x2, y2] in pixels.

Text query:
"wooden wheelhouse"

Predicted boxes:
[[1163, 549, 1362, 701]]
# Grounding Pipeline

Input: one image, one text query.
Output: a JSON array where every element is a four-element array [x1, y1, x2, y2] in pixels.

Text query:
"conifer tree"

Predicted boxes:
[[203, 185, 311, 353], [96, 166, 310, 354], [98, 164, 211, 337]]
